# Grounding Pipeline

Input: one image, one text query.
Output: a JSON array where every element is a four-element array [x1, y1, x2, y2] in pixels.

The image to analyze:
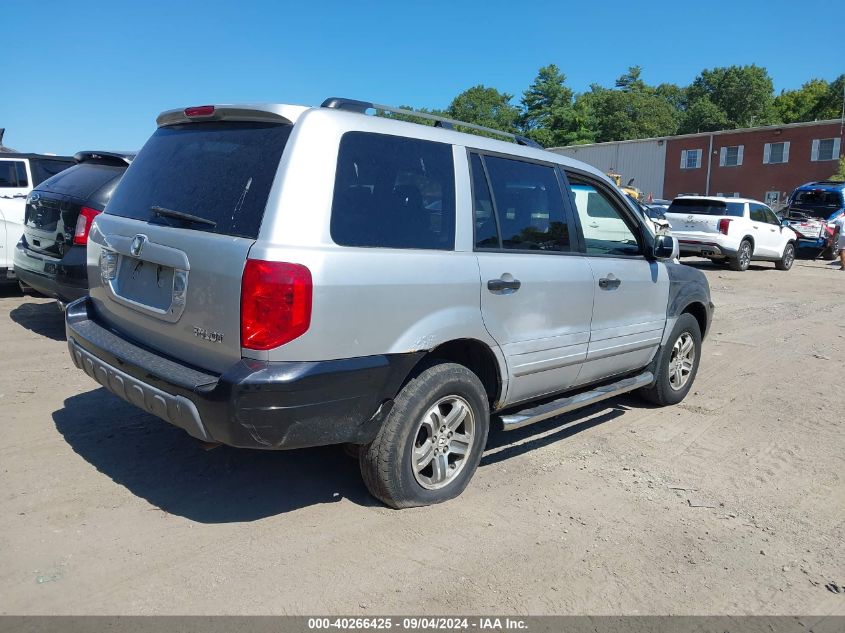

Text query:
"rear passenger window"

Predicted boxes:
[[749, 204, 768, 223], [473, 154, 571, 252], [331, 132, 455, 250]]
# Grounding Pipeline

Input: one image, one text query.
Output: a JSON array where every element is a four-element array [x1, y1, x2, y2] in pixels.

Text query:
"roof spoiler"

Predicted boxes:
[[320, 97, 543, 149], [74, 151, 135, 165]]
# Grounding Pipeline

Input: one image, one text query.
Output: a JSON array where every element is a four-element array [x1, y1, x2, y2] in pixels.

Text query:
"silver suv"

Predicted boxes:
[[65, 98, 713, 508]]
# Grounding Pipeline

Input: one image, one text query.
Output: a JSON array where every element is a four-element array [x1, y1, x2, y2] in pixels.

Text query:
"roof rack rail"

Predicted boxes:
[[320, 97, 542, 149]]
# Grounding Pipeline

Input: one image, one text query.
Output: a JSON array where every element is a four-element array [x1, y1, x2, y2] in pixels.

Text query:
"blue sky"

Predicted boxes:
[[3, 0, 842, 155]]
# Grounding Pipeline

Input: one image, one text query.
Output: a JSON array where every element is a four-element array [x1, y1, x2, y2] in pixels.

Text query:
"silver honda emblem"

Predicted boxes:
[[687, 215, 694, 221], [130, 235, 147, 257]]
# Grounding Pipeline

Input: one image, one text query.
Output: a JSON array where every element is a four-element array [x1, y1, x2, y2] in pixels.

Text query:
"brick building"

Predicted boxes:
[[551, 119, 844, 208]]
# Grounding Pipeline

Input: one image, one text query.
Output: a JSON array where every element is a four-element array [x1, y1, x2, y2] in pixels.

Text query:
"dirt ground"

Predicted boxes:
[[0, 257, 843, 616]]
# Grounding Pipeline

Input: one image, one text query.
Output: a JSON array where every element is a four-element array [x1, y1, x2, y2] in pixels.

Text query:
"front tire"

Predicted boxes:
[[359, 362, 490, 509], [639, 313, 702, 406], [729, 239, 752, 271], [775, 242, 795, 271]]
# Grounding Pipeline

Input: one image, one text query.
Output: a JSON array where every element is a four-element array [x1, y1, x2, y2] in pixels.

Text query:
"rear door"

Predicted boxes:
[[471, 152, 594, 406], [748, 203, 781, 257], [565, 171, 669, 386], [87, 116, 294, 373]]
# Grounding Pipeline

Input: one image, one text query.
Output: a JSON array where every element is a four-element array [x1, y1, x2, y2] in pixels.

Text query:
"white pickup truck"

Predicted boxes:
[[665, 196, 798, 272], [0, 153, 75, 282]]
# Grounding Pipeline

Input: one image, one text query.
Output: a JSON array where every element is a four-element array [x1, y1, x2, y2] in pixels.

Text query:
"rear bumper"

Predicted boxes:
[[65, 297, 422, 449], [13, 239, 88, 302], [677, 239, 736, 258]]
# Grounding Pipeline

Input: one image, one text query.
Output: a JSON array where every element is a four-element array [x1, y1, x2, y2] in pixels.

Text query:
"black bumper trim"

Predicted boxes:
[[14, 241, 88, 302], [65, 297, 424, 449]]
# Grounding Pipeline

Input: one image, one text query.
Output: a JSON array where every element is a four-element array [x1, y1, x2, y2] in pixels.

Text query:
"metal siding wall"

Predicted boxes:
[[552, 140, 667, 198]]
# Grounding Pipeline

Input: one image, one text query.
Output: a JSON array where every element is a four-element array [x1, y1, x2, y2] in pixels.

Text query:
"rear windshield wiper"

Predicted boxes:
[[150, 205, 217, 228]]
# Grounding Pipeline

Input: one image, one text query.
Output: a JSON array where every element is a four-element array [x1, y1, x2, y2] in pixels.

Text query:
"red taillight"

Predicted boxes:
[[241, 260, 312, 350], [184, 105, 215, 117], [718, 218, 732, 235], [73, 207, 101, 245]]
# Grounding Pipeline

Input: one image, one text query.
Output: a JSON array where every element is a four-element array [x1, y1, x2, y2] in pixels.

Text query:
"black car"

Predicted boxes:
[[13, 151, 134, 305]]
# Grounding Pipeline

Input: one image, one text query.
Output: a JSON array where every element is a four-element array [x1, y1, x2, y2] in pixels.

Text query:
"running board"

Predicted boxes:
[[499, 371, 654, 430]]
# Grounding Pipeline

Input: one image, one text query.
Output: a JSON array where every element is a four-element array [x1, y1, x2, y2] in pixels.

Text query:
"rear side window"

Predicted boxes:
[[0, 160, 27, 187], [30, 159, 73, 186], [749, 204, 768, 223], [473, 154, 571, 252], [330, 132, 455, 250], [668, 198, 745, 217], [107, 121, 292, 239]]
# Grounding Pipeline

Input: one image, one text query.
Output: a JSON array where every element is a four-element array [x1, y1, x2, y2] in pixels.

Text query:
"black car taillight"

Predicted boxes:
[[73, 207, 101, 246]]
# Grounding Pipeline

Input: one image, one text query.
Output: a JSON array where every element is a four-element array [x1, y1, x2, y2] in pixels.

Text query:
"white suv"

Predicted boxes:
[[665, 196, 798, 271]]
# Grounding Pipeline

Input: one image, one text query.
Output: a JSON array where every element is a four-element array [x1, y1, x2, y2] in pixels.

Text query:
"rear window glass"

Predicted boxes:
[[37, 163, 126, 201], [792, 190, 843, 208], [106, 121, 291, 239], [668, 198, 744, 217], [330, 132, 455, 250], [30, 159, 74, 186]]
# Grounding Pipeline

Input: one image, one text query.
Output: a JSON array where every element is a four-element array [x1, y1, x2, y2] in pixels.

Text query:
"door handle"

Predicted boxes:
[[487, 277, 521, 292], [598, 276, 621, 290]]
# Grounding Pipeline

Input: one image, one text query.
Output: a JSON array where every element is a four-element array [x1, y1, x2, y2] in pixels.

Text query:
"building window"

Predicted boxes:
[[765, 191, 781, 207], [763, 142, 790, 165], [719, 145, 744, 167], [680, 149, 701, 169], [812, 138, 841, 162]]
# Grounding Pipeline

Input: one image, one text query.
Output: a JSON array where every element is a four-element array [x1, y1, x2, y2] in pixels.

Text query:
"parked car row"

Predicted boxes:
[[13, 152, 135, 305], [638, 180, 844, 272], [0, 152, 76, 281], [39, 98, 714, 509]]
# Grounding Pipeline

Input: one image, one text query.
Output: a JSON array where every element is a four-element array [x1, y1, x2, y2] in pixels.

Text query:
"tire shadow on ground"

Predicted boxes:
[[483, 393, 652, 467], [53, 388, 378, 522], [53, 388, 650, 521], [10, 301, 65, 341]]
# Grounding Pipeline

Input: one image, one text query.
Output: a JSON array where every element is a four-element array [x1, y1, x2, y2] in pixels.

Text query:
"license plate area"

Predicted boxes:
[[114, 256, 175, 311]]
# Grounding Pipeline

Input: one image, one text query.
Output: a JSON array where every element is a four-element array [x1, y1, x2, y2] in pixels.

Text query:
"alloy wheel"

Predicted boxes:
[[668, 332, 696, 391], [411, 395, 475, 490]]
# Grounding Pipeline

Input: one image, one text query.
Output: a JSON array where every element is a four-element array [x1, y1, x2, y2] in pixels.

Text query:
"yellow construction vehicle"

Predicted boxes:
[[607, 172, 643, 200]]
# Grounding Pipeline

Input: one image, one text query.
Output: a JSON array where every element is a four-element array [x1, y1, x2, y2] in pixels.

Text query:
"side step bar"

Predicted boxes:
[[499, 371, 654, 430]]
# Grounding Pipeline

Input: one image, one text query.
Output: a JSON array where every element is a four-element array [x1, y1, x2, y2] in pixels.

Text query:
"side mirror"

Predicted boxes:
[[653, 234, 679, 260]]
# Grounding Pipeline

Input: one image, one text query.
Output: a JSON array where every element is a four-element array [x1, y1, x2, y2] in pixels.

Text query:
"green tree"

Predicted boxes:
[[614, 65, 646, 92], [685, 65, 778, 128], [831, 155, 845, 182], [814, 74, 845, 121], [775, 79, 831, 123], [679, 97, 730, 133], [520, 64, 575, 147], [446, 85, 520, 134], [578, 68, 680, 142]]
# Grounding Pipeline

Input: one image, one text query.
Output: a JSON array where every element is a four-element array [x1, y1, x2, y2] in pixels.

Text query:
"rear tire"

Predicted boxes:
[[822, 244, 838, 261], [775, 242, 795, 271], [729, 239, 752, 271], [359, 362, 489, 509], [639, 313, 702, 406]]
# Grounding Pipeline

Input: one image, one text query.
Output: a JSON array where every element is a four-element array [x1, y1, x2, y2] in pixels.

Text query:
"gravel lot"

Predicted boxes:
[[1, 257, 843, 615]]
